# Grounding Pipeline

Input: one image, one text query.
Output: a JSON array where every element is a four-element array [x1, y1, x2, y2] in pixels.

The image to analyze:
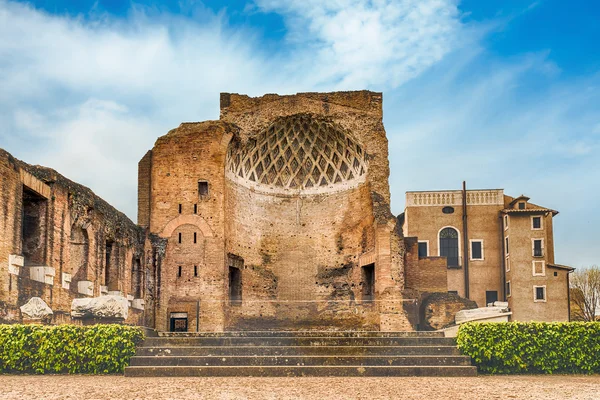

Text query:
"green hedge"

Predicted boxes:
[[457, 322, 600, 374], [0, 324, 144, 374]]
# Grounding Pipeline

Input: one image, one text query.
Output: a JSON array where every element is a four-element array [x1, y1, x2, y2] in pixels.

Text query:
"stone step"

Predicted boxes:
[[129, 355, 471, 367], [136, 345, 461, 357], [157, 331, 445, 338], [124, 365, 477, 377], [142, 337, 456, 347]]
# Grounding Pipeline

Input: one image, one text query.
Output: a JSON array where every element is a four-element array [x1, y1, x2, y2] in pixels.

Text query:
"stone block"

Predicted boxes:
[[132, 299, 145, 310], [30, 266, 55, 285], [8, 254, 24, 275], [61, 272, 71, 290], [77, 280, 94, 296], [71, 295, 129, 319], [20, 297, 53, 320]]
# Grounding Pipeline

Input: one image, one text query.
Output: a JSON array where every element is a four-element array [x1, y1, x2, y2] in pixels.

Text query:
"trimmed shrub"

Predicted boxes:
[[0, 324, 144, 374], [457, 322, 600, 374]]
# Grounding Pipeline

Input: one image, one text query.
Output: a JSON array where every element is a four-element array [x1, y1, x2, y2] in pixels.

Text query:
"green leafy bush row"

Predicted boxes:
[[0, 324, 144, 374], [457, 322, 600, 374]]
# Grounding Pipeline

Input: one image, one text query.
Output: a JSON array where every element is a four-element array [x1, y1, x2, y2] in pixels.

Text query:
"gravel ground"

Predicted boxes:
[[1, 375, 600, 400]]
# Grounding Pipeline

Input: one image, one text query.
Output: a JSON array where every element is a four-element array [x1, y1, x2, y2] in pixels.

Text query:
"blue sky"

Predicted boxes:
[[0, 0, 598, 268]]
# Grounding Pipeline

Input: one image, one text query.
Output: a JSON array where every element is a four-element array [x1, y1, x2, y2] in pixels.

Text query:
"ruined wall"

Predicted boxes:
[[404, 237, 448, 293], [146, 121, 235, 331], [0, 148, 147, 325], [219, 91, 411, 331]]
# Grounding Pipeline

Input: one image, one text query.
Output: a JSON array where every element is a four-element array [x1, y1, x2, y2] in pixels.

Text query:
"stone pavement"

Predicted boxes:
[[1, 375, 600, 400]]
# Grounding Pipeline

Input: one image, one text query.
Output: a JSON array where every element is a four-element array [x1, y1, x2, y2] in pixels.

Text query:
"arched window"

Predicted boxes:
[[439, 227, 460, 268]]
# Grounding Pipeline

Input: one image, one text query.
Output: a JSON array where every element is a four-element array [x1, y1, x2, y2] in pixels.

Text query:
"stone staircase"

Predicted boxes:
[[124, 331, 476, 377]]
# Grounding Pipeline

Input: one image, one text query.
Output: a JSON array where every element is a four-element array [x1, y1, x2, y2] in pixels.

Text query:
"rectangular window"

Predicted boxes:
[[194, 265, 198, 277], [178, 232, 182, 244], [518, 202, 526, 209], [198, 181, 209, 198], [506, 281, 511, 297], [470, 240, 483, 260], [178, 203, 182, 214], [505, 256, 510, 272], [448, 290, 458, 295], [177, 266, 182, 278], [533, 261, 545, 276], [532, 216, 542, 230], [194, 232, 197, 244], [505, 237, 509, 255], [486, 291, 498, 305], [194, 204, 198, 214], [504, 215, 509, 230], [418, 241, 428, 258], [534, 286, 546, 302], [533, 239, 544, 257]]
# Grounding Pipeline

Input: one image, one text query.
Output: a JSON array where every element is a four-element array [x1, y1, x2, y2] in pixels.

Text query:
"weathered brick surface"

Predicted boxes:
[[0, 148, 147, 326], [142, 91, 412, 331]]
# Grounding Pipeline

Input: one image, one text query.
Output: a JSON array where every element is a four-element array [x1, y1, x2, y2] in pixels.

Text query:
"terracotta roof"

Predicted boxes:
[[548, 264, 575, 271], [501, 208, 559, 216], [508, 194, 531, 207]]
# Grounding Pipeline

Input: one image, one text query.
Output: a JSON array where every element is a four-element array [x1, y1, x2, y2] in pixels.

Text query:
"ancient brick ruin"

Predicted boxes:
[[0, 90, 570, 332]]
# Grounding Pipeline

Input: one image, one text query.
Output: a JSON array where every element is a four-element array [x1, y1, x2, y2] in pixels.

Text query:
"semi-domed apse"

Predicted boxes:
[[226, 114, 368, 195]]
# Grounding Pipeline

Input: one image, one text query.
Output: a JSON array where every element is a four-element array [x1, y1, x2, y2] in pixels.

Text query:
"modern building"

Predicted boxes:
[[402, 188, 573, 322]]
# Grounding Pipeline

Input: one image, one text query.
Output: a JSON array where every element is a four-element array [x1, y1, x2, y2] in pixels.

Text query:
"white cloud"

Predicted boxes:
[[253, 0, 464, 88], [0, 0, 597, 268]]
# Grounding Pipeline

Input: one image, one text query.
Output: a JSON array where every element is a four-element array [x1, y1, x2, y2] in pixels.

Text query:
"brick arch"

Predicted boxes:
[[159, 215, 214, 238]]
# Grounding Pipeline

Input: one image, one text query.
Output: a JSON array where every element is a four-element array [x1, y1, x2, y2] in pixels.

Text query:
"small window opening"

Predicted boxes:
[[506, 281, 511, 297], [533, 239, 543, 257], [362, 263, 375, 302], [178, 203, 182, 214], [518, 202, 526, 209], [418, 242, 428, 258], [471, 241, 483, 260], [177, 266, 182, 278], [229, 266, 242, 305], [194, 204, 198, 214], [198, 181, 209, 198], [532, 216, 542, 229], [194, 265, 198, 277], [442, 206, 454, 214], [535, 286, 546, 301], [554, 271, 558, 277], [448, 290, 458, 295], [131, 258, 143, 298], [486, 291, 498, 305], [194, 232, 197, 244], [104, 241, 114, 288], [505, 237, 509, 255]]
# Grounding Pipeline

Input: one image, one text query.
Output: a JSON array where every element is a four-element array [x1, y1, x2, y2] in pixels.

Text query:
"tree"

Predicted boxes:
[[570, 266, 600, 321]]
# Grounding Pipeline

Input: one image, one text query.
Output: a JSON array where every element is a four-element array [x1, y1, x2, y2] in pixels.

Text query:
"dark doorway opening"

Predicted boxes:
[[22, 187, 48, 265], [229, 266, 242, 305], [362, 263, 375, 302], [170, 313, 188, 332]]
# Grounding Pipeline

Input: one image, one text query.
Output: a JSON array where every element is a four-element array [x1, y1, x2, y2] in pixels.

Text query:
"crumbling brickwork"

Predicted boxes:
[[141, 91, 413, 331], [0, 149, 149, 326]]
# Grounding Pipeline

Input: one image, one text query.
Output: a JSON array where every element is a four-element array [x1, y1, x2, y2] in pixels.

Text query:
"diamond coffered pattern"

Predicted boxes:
[[226, 114, 368, 193]]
